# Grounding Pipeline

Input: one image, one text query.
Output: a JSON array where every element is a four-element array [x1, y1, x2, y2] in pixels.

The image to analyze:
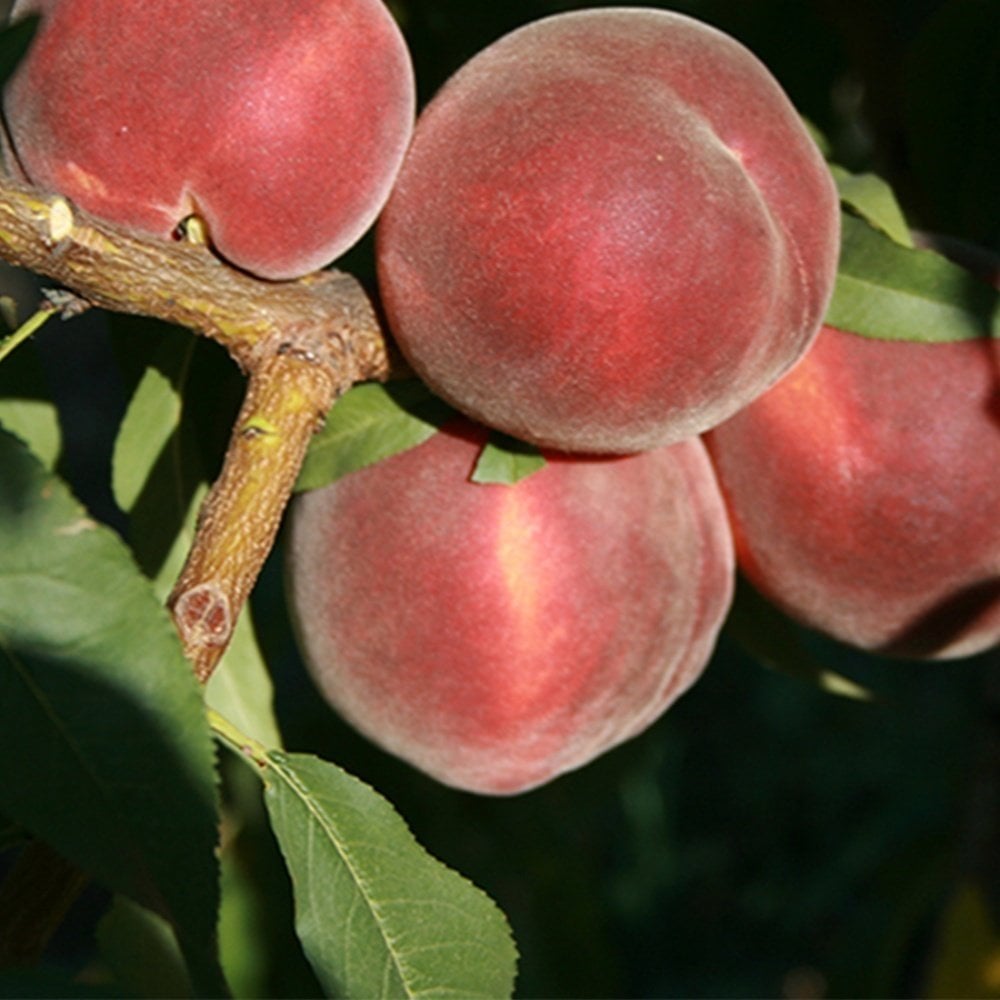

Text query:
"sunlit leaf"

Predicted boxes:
[[0, 429, 225, 996], [297, 380, 455, 491], [471, 433, 546, 485], [206, 605, 282, 749], [826, 213, 998, 342], [112, 359, 189, 513], [0, 342, 60, 469], [832, 166, 912, 247], [264, 751, 518, 999], [111, 334, 208, 590]]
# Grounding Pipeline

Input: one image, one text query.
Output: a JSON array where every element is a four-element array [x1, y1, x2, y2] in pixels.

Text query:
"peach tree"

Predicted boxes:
[[0, 1, 996, 996]]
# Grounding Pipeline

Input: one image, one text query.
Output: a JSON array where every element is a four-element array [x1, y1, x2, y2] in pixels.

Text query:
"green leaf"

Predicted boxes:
[[115, 332, 283, 748], [111, 334, 209, 594], [112, 357, 190, 513], [471, 433, 546, 485], [206, 605, 282, 749], [926, 882, 1000, 1000], [726, 579, 874, 702], [217, 845, 271, 1000], [296, 380, 456, 492], [831, 166, 913, 247], [97, 895, 193, 1000], [0, 429, 226, 996], [0, 13, 39, 88], [0, 342, 60, 469], [826, 213, 999, 342], [263, 751, 518, 999]]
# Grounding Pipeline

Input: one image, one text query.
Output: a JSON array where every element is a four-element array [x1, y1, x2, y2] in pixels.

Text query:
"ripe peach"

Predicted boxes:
[[4, 0, 414, 279], [376, 8, 839, 454], [286, 420, 734, 794], [705, 326, 1000, 660]]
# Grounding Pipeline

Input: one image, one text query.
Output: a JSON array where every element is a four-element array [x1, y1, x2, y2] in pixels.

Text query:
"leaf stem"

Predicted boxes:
[[208, 708, 270, 771], [0, 307, 51, 365]]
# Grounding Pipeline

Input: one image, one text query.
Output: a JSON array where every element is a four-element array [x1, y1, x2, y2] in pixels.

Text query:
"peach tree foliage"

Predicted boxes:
[[0, 4, 997, 1000]]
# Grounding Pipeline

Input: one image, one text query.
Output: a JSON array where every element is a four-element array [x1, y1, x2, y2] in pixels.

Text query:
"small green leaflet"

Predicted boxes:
[[263, 751, 519, 999], [296, 380, 456, 492], [472, 432, 546, 485], [826, 213, 999, 342], [832, 166, 913, 247]]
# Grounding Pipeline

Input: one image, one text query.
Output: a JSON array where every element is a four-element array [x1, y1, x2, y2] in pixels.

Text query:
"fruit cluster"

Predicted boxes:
[[5, 2, 996, 795]]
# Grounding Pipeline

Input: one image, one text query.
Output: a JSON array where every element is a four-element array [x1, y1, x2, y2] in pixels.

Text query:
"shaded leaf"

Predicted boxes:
[[0, 429, 225, 996], [0, 13, 39, 88], [297, 380, 455, 492], [263, 751, 518, 999], [97, 895, 193, 1000], [217, 846, 271, 1000], [926, 882, 1000, 999], [726, 579, 874, 702], [471, 433, 546, 485], [826, 213, 999, 341]]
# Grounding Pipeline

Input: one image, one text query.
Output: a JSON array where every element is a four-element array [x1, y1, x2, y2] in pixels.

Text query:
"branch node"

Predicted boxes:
[[40, 287, 91, 319], [172, 583, 233, 658], [45, 196, 74, 245]]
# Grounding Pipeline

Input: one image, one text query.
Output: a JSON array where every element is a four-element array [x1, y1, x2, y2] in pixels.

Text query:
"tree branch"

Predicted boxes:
[[0, 173, 392, 681]]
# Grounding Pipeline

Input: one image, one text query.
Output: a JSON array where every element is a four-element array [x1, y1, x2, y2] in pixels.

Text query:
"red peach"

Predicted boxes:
[[286, 421, 734, 794], [705, 325, 1000, 659], [4, 0, 415, 279], [376, 8, 839, 454]]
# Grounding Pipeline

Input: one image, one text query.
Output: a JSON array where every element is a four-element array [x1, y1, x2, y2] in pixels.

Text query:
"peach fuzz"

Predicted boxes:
[[4, 0, 414, 279], [376, 7, 839, 454], [705, 327, 1000, 660], [286, 420, 734, 794]]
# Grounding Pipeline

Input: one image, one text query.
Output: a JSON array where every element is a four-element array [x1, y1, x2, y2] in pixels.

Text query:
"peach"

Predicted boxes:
[[705, 326, 1000, 660], [286, 420, 734, 794], [4, 0, 415, 279], [376, 8, 839, 454]]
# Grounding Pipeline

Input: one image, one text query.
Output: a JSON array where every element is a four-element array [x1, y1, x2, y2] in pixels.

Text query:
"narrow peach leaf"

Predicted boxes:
[[264, 751, 518, 999]]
